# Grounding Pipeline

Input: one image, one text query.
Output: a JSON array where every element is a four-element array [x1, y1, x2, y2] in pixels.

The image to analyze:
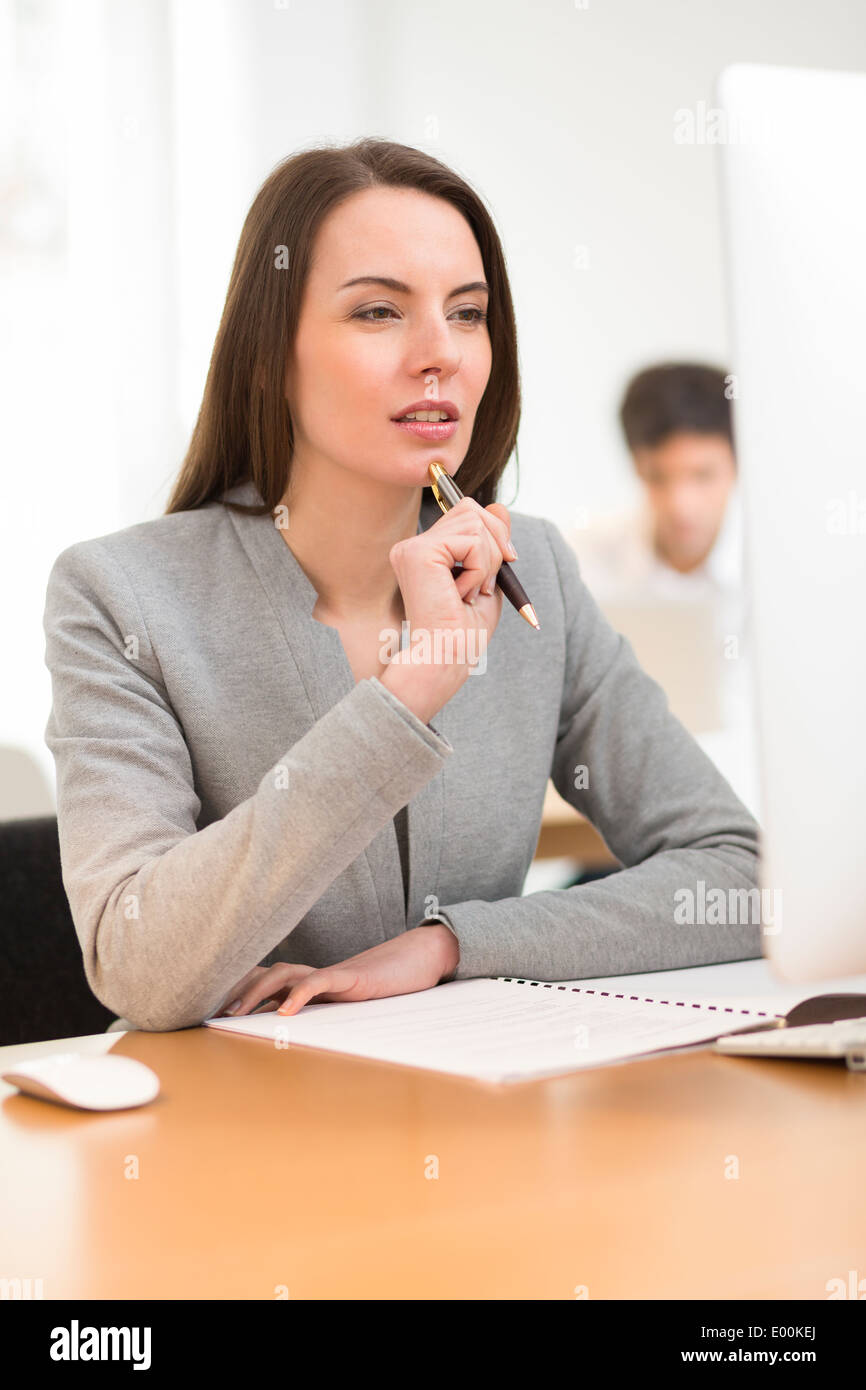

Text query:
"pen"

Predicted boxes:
[[427, 462, 540, 630]]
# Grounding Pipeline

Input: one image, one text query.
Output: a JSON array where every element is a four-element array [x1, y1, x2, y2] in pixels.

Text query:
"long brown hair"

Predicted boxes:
[[165, 137, 521, 517]]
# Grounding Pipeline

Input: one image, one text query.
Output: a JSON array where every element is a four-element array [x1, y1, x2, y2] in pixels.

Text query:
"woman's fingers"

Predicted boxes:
[[444, 534, 497, 600], [386, 493, 510, 676], [482, 502, 517, 559], [453, 500, 514, 595], [215, 965, 270, 1015], [277, 967, 364, 1016], [228, 963, 317, 1015], [439, 516, 507, 602], [477, 504, 514, 598], [448, 497, 513, 557]]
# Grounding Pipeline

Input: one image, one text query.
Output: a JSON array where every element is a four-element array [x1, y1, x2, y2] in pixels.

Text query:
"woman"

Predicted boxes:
[[43, 138, 762, 1033]]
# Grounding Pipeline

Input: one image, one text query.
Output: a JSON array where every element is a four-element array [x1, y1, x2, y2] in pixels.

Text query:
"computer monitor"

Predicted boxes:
[[717, 62, 866, 980]]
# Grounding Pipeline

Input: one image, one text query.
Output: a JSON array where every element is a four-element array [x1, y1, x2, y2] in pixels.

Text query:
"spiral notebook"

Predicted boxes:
[[204, 976, 786, 1084]]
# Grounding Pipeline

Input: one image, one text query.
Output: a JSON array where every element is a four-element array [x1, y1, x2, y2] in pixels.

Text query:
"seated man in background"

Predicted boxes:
[[577, 361, 739, 605], [571, 361, 758, 819]]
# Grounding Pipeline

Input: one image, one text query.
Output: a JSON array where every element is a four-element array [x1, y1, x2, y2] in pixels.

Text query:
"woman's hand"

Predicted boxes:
[[214, 963, 317, 1017], [381, 496, 514, 723], [214, 924, 459, 1019]]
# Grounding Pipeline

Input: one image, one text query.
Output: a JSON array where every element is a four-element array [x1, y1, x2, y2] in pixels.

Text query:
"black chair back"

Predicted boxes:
[[0, 816, 115, 1045]]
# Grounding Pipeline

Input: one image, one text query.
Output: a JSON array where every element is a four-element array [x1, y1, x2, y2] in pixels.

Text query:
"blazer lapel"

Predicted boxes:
[[403, 489, 449, 927], [221, 478, 449, 937], [222, 479, 355, 724]]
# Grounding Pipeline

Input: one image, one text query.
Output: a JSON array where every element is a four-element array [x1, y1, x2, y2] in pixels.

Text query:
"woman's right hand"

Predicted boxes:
[[381, 495, 515, 724]]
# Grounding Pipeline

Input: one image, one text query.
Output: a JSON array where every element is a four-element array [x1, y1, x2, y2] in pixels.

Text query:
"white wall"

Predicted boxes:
[[3, 0, 866, 811]]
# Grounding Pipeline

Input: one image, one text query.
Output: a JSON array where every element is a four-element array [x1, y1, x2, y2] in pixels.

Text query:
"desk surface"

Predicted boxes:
[[1, 1021, 863, 1299]]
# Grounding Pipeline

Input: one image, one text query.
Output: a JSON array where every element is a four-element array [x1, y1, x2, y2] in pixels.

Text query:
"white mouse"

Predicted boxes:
[[1, 1051, 160, 1111]]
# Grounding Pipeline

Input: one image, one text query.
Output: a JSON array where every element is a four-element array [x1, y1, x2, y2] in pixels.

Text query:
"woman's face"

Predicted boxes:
[[285, 186, 493, 491]]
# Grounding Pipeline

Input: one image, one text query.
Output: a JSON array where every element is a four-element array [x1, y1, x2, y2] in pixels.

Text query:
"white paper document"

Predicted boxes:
[[204, 977, 782, 1083]]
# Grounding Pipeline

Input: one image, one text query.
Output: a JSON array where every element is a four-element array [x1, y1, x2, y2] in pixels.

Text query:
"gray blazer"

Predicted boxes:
[[43, 478, 762, 1032]]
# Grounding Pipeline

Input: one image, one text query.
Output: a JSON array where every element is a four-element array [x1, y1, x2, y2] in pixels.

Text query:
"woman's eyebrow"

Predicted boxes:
[[337, 275, 489, 297]]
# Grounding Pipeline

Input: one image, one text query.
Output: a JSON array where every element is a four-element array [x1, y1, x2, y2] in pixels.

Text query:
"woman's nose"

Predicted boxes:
[[407, 314, 462, 370]]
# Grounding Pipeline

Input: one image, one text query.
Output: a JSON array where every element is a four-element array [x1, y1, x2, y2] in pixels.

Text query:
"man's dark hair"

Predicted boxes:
[[619, 362, 734, 453]]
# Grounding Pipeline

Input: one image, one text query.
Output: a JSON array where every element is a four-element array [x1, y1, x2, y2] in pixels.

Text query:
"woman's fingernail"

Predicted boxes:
[[225, 999, 241, 1014], [506, 541, 518, 560]]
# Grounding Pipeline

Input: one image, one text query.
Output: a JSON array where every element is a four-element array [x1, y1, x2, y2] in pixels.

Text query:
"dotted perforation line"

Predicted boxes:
[[498, 978, 781, 1018]]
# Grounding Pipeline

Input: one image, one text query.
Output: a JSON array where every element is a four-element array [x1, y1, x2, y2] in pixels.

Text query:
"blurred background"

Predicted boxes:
[[2, 0, 865, 853]]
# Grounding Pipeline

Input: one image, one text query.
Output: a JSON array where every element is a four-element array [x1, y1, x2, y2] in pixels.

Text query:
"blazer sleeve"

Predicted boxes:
[[422, 518, 764, 983], [43, 539, 452, 1031]]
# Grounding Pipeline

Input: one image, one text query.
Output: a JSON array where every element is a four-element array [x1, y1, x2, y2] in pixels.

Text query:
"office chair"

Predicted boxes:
[[0, 816, 115, 1046]]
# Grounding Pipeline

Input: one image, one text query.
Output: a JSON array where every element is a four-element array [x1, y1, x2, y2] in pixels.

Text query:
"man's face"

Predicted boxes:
[[632, 431, 737, 572]]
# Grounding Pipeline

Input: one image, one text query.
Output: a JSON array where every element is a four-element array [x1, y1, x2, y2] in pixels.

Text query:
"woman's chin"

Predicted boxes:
[[383, 455, 458, 488], [336, 448, 462, 490]]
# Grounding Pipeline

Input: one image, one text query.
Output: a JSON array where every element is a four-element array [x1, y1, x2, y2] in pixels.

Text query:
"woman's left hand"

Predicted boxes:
[[215, 924, 459, 1018]]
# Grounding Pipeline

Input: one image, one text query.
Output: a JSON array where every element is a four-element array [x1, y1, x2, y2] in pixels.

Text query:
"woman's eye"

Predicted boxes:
[[351, 306, 488, 324], [353, 305, 398, 321]]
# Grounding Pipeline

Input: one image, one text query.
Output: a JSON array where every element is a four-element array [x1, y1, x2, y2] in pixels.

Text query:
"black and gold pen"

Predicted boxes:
[[427, 462, 540, 630]]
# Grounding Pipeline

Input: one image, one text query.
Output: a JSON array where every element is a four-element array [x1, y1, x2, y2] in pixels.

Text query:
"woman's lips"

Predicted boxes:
[[392, 419, 458, 441]]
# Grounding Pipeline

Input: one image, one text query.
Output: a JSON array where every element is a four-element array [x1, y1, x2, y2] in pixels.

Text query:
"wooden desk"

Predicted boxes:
[[535, 780, 618, 865], [1, 1026, 863, 1299]]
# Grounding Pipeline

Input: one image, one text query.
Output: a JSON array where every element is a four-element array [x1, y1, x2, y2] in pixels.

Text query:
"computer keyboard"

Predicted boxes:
[[714, 1018, 866, 1069]]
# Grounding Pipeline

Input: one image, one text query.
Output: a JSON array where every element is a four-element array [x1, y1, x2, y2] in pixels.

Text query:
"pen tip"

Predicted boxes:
[[520, 604, 540, 630]]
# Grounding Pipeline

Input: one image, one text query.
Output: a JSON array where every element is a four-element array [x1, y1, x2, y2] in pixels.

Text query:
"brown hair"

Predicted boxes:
[[619, 362, 734, 455], [165, 137, 521, 517]]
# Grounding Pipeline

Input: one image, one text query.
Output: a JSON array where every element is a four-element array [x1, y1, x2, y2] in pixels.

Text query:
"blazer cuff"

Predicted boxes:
[[418, 903, 498, 981], [367, 675, 453, 752], [415, 915, 461, 983]]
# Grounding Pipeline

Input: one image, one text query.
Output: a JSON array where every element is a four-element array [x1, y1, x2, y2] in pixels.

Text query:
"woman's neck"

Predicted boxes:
[[278, 457, 421, 622]]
